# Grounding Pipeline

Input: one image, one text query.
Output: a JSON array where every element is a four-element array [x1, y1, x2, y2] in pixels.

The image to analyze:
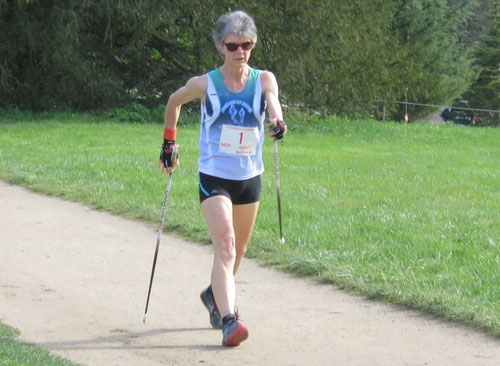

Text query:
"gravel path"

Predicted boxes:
[[0, 181, 498, 365]]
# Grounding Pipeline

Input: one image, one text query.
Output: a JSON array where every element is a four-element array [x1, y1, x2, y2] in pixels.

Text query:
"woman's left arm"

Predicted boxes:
[[261, 71, 283, 120], [261, 71, 287, 139]]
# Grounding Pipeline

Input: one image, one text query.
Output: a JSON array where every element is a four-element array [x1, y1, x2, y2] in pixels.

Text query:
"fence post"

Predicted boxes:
[[404, 88, 409, 123]]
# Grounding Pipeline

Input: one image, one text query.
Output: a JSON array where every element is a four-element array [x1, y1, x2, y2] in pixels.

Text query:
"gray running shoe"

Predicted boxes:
[[222, 313, 248, 347], [200, 285, 223, 329]]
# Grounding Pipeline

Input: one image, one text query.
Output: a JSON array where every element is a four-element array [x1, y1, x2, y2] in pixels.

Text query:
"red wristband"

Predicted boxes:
[[163, 128, 177, 140]]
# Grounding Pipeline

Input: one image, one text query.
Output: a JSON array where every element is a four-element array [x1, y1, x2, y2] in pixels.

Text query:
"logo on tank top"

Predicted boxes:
[[221, 100, 253, 126]]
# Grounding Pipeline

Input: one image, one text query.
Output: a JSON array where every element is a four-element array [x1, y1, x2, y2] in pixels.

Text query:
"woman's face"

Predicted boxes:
[[221, 33, 254, 66]]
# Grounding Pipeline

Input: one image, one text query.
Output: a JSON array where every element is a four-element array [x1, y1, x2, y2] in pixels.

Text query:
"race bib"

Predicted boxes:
[[219, 124, 259, 156]]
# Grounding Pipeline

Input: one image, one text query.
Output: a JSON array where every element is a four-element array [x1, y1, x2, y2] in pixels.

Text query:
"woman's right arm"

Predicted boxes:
[[160, 75, 207, 173], [164, 75, 207, 130]]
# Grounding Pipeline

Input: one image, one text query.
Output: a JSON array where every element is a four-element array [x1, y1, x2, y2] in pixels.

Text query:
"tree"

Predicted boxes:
[[460, 0, 499, 125], [249, 0, 400, 117], [0, 0, 89, 109], [0, 0, 487, 117], [389, 0, 476, 120]]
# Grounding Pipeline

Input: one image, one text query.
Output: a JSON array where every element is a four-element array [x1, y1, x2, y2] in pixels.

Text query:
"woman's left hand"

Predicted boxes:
[[268, 118, 287, 140]]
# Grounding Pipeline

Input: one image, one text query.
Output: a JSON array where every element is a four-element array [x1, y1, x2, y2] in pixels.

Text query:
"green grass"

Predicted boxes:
[[0, 111, 499, 341], [0, 323, 80, 365]]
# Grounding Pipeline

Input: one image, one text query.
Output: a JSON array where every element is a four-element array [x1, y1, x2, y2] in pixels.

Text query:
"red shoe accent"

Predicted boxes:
[[222, 323, 249, 347]]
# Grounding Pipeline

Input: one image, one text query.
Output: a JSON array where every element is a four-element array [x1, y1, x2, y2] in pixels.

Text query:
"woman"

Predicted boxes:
[[159, 10, 286, 347]]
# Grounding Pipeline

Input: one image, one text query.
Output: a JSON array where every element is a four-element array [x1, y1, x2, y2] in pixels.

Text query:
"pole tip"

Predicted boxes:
[[279, 237, 286, 245], [143, 314, 147, 324]]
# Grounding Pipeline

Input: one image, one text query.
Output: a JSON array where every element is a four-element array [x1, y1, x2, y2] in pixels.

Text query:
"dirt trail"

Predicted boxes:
[[0, 181, 498, 366]]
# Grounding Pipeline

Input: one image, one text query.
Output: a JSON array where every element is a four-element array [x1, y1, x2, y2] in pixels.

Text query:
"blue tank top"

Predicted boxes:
[[198, 68, 266, 180]]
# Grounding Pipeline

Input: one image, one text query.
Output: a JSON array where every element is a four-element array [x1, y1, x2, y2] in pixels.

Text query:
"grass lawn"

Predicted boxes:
[[0, 111, 498, 342], [0, 323, 80, 365]]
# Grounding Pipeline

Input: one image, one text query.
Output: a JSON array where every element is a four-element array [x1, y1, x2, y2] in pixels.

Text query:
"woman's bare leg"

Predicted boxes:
[[202, 195, 236, 318], [232, 202, 259, 275]]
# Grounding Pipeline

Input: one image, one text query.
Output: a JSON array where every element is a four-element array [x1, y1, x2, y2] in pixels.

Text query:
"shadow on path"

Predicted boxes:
[[38, 327, 222, 351]]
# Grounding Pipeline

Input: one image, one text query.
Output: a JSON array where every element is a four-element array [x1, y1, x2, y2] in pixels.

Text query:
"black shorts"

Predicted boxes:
[[199, 172, 262, 205]]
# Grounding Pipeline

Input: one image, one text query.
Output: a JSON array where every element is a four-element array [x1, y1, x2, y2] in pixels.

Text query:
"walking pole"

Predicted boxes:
[[273, 139, 285, 245], [143, 146, 178, 323]]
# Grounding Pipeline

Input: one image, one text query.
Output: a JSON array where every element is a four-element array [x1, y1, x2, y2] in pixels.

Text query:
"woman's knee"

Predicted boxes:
[[214, 235, 236, 263]]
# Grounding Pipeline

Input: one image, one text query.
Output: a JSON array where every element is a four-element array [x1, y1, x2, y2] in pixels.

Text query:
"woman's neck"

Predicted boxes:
[[220, 64, 250, 92], [221, 63, 249, 76]]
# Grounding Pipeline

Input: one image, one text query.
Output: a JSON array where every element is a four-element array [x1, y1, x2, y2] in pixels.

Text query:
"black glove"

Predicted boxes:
[[270, 118, 287, 140], [160, 139, 176, 168]]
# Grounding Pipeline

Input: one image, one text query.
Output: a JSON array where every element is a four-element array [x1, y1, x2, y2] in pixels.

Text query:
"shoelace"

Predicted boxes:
[[224, 308, 240, 325]]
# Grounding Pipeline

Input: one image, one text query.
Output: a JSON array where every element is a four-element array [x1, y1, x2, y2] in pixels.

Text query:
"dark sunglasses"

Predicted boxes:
[[224, 41, 254, 52]]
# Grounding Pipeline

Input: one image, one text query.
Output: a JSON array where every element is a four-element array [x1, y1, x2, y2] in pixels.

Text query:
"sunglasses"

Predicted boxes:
[[224, 41, 254, 52]]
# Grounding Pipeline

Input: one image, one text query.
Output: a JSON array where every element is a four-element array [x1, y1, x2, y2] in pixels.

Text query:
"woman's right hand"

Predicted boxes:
[[159, 141, 179, 174]]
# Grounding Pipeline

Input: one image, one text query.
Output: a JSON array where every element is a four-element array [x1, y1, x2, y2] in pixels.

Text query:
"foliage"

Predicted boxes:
[[251, 1, 400, 117], [0, 0, 494, 118], [457, 0, 494, 48], [0, 0, 90, 109], [460, 0, 499, 126], [389, 0, 476, 120], [104, 103, 163, 123]]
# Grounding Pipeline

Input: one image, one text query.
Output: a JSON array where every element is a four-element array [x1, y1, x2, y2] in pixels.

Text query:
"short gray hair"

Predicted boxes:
[[213, 11, 258, 55]]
